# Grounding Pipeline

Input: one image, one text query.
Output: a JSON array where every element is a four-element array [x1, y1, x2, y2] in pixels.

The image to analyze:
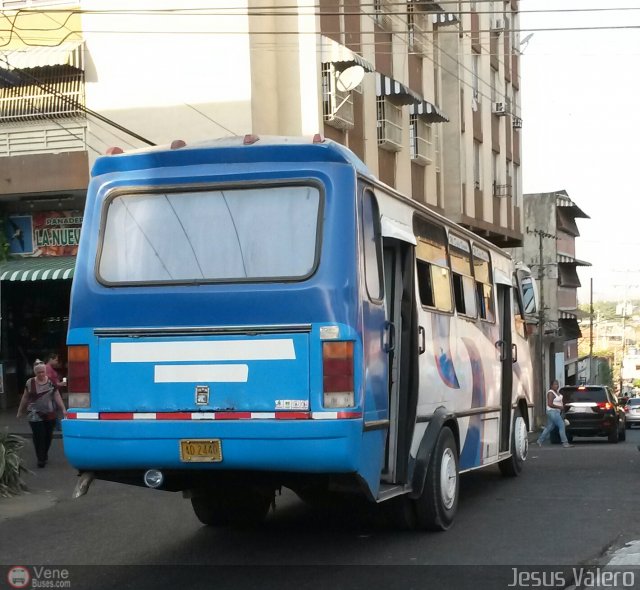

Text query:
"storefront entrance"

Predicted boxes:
[[0, 277, 72, 408]]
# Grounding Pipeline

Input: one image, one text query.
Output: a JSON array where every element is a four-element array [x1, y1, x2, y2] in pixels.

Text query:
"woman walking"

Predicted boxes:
[[16, 360, 67, 467], [537, 379, 573, 448]]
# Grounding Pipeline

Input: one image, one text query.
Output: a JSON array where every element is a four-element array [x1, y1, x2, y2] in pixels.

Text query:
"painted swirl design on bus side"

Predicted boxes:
[[459, 337, 486, 469], [431, 314, 460, 389]]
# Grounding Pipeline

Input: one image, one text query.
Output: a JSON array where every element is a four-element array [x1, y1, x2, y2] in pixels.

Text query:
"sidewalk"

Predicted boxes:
[[0, 406, 62, 438]]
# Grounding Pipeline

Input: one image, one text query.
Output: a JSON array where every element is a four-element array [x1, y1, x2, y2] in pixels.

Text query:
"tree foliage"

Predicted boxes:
[[0, 430, 29, 497]]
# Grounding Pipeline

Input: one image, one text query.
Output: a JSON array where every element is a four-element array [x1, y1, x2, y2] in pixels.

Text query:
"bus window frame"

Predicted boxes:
[[95, 179, 326, 287], [361, 188, 384, 304], [471, 244, 496, 324], [447, 232, 477, 319], [413, 213, 454, 315]]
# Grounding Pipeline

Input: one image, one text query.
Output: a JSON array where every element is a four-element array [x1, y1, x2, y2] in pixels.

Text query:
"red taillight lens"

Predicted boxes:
[[322, 341, 354, 408], [68, 345, 90, 393], [624, 406, 629, 412], [596, 402, 612, 411]]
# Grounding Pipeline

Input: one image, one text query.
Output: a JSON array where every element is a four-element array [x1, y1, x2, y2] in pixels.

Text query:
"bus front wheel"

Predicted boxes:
[[414, 426, 459, 531], [191, 487, 273, 527]]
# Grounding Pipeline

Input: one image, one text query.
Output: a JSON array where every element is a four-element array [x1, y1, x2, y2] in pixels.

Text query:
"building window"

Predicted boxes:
[[472, 53, 480, 104], [377, 97, 403, 151], [374, 0, 393, 30], [407, 2, 428, 55], [409, 115, 433, 165], [322, 63, 355, 130], [0, 66, 85, 122], [473, 141, 482, 190]]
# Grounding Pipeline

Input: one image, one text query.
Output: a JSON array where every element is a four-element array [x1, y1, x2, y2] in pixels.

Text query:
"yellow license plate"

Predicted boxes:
[[179, 439, 222, 463]]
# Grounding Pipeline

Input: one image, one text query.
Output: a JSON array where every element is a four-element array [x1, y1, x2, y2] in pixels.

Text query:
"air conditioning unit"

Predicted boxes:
[[492, 18, 504, 32], [512, 116, 523, 129], [493, 181, 512, 198], [492, 102, 507, 116]]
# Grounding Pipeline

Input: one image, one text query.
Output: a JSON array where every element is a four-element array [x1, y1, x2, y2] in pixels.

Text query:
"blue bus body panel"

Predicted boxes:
[[97, 333, 310, 412], [63, 419, 363, 473], [66, 140, 388, 498]]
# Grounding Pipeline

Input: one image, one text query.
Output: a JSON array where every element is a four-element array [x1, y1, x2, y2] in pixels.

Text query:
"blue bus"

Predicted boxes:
[[64, 135, 538, 530]]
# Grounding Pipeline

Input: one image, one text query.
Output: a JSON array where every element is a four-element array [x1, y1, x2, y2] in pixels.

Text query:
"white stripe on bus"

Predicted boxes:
[[111, 339, 296, 363], [132, 413, 157, 419], [154, 364, 249, 383]]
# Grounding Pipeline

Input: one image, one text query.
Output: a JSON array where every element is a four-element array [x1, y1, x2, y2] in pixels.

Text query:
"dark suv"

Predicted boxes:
[[559, 386, 626, 443]]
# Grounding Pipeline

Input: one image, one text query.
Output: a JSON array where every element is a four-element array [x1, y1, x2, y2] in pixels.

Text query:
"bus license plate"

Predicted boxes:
[[179, 439, 222, 462]]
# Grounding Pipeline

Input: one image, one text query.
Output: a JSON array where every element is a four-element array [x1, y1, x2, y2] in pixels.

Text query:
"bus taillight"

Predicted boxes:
[[322, 341, 354, 408], [68, 345, 91, 408]]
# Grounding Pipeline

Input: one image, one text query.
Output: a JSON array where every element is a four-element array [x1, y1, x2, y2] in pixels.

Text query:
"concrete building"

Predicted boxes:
[[0, 0, 523, 406], [517, 190, 590, 400]]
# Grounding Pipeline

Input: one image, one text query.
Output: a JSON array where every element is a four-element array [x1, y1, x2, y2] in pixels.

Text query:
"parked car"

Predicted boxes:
[[559, 385, 626, 443], [624, 398, 640, 428]]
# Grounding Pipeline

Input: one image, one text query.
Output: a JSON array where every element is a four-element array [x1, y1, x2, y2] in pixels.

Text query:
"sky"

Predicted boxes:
[[520, 0, 640, 303]]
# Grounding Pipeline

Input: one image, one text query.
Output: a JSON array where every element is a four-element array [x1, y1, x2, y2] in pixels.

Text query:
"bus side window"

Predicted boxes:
[[414, 215, 453, 313], [417, 260, 435, 307], [449, 235, 476, 318], [452, 273, 465, 313], [472, 245, 494, 322], [362, 190, 383, 302]]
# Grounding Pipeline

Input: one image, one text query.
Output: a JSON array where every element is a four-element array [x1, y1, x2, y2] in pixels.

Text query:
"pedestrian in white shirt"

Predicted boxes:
[[536, 380, 574, 448]]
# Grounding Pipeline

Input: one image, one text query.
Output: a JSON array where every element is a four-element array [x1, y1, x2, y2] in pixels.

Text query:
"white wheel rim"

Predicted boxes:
[[514, 416, 528, 461], [440, 448, 457, 510]]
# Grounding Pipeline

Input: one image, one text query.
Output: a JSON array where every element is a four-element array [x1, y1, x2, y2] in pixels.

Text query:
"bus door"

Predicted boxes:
[[381, 222, 419, 484], [496, 281, 514, 453]]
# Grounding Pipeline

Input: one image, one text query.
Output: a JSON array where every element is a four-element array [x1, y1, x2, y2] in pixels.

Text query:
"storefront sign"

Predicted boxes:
[[6, 211, 83, 256]]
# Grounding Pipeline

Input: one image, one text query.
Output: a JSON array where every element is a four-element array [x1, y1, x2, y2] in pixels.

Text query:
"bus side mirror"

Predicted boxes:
[[520, 276, 538, 319]]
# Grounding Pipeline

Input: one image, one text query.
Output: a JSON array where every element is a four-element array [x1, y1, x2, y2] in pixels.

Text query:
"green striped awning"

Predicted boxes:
[[0, 256, 76, 282]]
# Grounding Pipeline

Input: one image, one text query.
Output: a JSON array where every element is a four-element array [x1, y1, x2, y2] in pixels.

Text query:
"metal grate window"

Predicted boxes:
[[377, 97, 403, 151], [0, 66, 85, 123]]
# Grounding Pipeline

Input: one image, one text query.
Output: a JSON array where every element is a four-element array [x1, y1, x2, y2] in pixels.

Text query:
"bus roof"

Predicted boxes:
[[91, 135, 375, 179]]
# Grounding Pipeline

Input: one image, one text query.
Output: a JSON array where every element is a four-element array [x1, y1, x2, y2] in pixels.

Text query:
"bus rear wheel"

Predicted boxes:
[[414, 426, 459, 531], [498, 408, 527, 477], [191, 487, 273, 527]]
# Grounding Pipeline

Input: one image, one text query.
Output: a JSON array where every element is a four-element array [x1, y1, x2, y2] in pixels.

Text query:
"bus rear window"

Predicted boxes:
[[98, 185, 321, 284]]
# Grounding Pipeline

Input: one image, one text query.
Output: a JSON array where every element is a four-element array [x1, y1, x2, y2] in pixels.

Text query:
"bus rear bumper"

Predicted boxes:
[[62, 418, 365, 473]]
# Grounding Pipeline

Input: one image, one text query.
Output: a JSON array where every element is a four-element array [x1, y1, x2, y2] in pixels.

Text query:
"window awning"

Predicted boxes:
[[410, 99, 449, 123], [0, 40, 84, 71], [559, 317, 582, 340], [377, 73, 448, 122], [557, 254, 591, 266], [0, 256, 76, 281], [320, 37, 374, 72]]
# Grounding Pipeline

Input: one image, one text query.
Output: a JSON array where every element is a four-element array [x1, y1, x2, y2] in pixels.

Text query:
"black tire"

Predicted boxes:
[[414, 427, 459, 531], [191, 487, 273, 527], [566, 432, 574, 443], [608, 425, 620, 444], [550, 431, 561, 445], [620, 421, 627, 441], [625, 422, 631, 429], [499, 408, 528, 477]]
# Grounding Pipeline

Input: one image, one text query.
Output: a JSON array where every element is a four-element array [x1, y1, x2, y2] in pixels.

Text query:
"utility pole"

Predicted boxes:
[[538, 232, 545, 417], [527, 227, 556, 419], [620, 297, 627, 396], [589, 277, 594, 382]]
